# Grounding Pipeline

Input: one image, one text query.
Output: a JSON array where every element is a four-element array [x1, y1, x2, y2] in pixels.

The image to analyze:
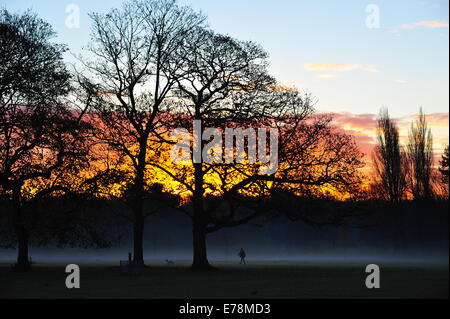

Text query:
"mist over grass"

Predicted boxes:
[[1, 203, 448, 265]]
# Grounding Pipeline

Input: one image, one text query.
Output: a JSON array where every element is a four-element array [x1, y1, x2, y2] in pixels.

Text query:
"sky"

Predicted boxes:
[[1, 0, 449, 155]]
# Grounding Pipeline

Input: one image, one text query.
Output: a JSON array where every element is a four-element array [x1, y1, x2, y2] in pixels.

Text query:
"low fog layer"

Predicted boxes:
[[1, 208, 448, 264]]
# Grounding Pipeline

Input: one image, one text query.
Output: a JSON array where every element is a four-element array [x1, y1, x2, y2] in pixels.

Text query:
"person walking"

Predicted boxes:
[[239, 248, 246, 265]]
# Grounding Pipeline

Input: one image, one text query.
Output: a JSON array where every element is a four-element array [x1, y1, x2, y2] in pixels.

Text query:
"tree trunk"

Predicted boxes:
[[191, 161, 213, 270], [12, 190, 31, 271], [133, 209, 145, 265], [192, 217, 211, 269], [16, 228, 30, 271], [130, 139, 149, 265], [130, 181, 145, 265]]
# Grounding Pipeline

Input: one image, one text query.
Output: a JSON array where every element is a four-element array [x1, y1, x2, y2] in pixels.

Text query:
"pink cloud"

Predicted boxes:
[[401, 21, 449, 29], [323, 111, 449, 167], [326, 112, 378, 131], [397, 112, 449, 128]]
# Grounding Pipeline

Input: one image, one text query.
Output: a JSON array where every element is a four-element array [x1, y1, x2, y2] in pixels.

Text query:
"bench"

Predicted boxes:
[[120, 260, 143, 276]]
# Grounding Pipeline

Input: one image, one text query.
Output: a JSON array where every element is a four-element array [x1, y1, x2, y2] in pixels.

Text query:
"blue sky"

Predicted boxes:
[[1, 0, 449, 117]]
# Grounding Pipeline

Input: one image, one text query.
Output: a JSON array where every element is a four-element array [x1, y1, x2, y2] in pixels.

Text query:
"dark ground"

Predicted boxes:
[[0, 260, 447, 299]]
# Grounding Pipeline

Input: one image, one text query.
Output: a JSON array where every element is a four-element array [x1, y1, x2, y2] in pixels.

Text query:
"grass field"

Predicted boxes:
[[0, 260, 448, 299]]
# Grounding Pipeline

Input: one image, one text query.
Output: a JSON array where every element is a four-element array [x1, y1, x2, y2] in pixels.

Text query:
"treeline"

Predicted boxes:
[[371, 108, 449, 202], [0, 1, 448, 272]]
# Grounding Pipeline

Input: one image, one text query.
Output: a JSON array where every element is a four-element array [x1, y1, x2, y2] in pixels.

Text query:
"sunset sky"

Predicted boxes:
[[3, 0, 449, 159]]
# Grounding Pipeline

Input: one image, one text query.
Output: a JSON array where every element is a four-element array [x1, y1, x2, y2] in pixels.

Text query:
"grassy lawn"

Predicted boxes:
[[0, 260, 448, 299]]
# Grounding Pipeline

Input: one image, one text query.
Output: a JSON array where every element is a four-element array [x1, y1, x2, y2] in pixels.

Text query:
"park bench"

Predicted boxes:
[[120, 253, 143, 276]]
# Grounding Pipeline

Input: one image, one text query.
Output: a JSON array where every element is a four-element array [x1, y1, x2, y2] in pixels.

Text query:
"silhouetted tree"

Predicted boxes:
[[436, 145, 449, 199], [78, 0, 204, 264], [161, 28, 274, 269], [156, 26, 364, 269], [407, 109, 434, 200], [372, 108, 407, 203], [0, 10, 91, 270], [439, 146, 449, 185]]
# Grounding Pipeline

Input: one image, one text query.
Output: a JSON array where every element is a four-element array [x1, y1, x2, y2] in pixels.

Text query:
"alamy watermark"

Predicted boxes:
[[365, 264, 381, 289], [65, 4, 80, 29], [170, 120, 279, 175], [65, 264, 80, 289], [365, 4, 380, 29]]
